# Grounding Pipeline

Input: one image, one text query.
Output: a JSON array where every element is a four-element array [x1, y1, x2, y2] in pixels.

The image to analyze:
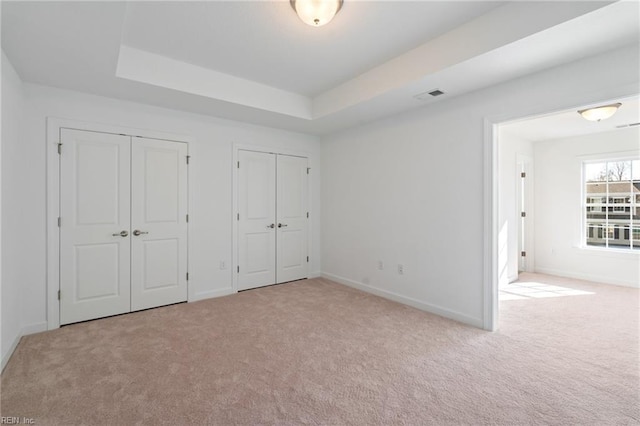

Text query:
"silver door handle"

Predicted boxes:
[[267, 223, 275, 229], [278, 223, 288, 228], [133, 230, 149, 236], [112, 230, 128, 237]]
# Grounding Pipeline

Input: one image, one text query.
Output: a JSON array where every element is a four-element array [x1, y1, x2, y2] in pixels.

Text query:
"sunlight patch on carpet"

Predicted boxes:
[[500, 281, 594, 300]]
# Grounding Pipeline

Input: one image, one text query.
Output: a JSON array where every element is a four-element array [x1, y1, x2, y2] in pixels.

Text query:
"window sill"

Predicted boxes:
[[575, 245, 640, 259]]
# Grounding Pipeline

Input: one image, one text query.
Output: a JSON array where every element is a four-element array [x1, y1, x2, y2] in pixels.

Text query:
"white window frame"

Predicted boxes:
[[581, 154, 639, 252]]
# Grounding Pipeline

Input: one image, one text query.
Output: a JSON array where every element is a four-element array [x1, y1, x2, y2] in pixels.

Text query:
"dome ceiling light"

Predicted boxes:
[[577, 103, 622, 122], [290, 0, 343, 27]]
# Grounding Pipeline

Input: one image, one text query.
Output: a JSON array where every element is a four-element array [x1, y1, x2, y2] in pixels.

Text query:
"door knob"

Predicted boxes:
[[112, 230, 128, 237], [278, 223, 288, 228], [266, 223, 275, 229], [133, 230, 149, 236]]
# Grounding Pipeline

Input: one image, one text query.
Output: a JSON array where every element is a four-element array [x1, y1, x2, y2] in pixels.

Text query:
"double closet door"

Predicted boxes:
[[59, 129, 188, 325], [237, 150, 308, 291]]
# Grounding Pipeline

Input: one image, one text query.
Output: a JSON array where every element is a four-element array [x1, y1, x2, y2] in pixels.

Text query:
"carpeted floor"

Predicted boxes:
[[1, 274, 638, 425]]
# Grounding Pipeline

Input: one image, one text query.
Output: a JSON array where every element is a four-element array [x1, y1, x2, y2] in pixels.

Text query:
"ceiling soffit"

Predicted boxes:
[[115, 1, 624, 121], [2, 1, 638, 134]]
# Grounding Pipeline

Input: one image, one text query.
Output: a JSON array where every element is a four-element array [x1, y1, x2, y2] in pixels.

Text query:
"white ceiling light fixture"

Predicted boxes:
[[290, 0, 343, 27], [577, 102, 622, 121]]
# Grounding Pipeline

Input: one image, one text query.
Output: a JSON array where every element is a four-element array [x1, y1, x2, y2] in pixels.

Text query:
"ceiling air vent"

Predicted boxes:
[[615, 122, 640, 128], [414, 89, 445, 101]]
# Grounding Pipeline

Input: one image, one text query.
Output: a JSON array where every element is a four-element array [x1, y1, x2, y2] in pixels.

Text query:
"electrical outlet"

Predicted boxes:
[[220, 261, 226, 270], [397, 264, 404, 275], [377, 261, 384, 270]]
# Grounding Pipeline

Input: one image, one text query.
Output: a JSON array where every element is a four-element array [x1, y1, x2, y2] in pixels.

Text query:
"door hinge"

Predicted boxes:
[[237, 265, 240, 273], [521, 172, 526, 178], [57, 143, 62, 155], [57, 217, 61, 227], [186, 214, 189, 223], [307, 167, 310, 175], [521, 212, 526, 218], [306, 212, 309, 218], [237, 213, 239, 221], [237, 161, 240, 169], [57, 290, 61, 300], [307, 256, 309, 262], [186, 272, 189, 281], [186, 155, 191, 165], [521, 251, 526, 257]]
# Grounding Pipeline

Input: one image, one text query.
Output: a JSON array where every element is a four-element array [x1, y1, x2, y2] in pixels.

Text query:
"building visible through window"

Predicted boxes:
[[585, 159, 640, 250]]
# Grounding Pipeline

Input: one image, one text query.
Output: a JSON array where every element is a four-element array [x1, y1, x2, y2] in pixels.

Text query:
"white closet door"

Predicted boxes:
[[131, 138, 188, 311], [237, 150, 277, 290], [59, 129, 131, 325], [276, 155, 308, 283]]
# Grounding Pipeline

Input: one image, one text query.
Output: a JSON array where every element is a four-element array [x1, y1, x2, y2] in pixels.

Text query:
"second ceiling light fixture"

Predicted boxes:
[[577, 103, 622, 122]]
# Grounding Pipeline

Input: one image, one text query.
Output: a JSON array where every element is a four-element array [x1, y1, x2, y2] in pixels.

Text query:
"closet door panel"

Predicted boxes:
[[276, 155, 308, 283], [131, 138, 188, 311], [59, 129, 131, 325], [237, 150, 277, 290]]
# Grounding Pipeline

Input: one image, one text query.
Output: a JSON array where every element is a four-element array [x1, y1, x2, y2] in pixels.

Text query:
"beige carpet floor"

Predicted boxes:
[[1, 275, 638, 425]]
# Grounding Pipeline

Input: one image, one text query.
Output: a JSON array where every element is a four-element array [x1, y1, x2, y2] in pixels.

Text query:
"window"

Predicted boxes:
[[610, 197, 628, 212], [586, 197, 602, 212], [584, 159, 639, 250]]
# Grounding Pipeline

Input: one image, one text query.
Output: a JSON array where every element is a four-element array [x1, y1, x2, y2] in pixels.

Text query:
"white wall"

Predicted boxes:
[[498, 131, 533, 285], [3, 45, 639, 344], [18, 83, 321, 332], [320, 45, 639, 327], [2, 50, 25, 368], [534, 127, 640, 287]]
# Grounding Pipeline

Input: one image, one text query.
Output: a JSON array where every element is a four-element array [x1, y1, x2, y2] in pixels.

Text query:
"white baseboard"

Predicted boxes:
[[535, 267, 639, 288], [1, 332, 22, 372], [308, 271, 322, 279], [22, 321, 48, 335], [321, 272, 484, 328], [190, 287, 236, 302], [1, 322, 48, 372]]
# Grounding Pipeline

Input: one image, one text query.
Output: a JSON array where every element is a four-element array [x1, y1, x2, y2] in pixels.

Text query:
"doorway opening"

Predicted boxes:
[[488, 94, 640, 330]]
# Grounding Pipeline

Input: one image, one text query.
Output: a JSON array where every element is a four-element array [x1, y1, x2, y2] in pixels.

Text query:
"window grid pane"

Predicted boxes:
[[585, 159, 639, 250]]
